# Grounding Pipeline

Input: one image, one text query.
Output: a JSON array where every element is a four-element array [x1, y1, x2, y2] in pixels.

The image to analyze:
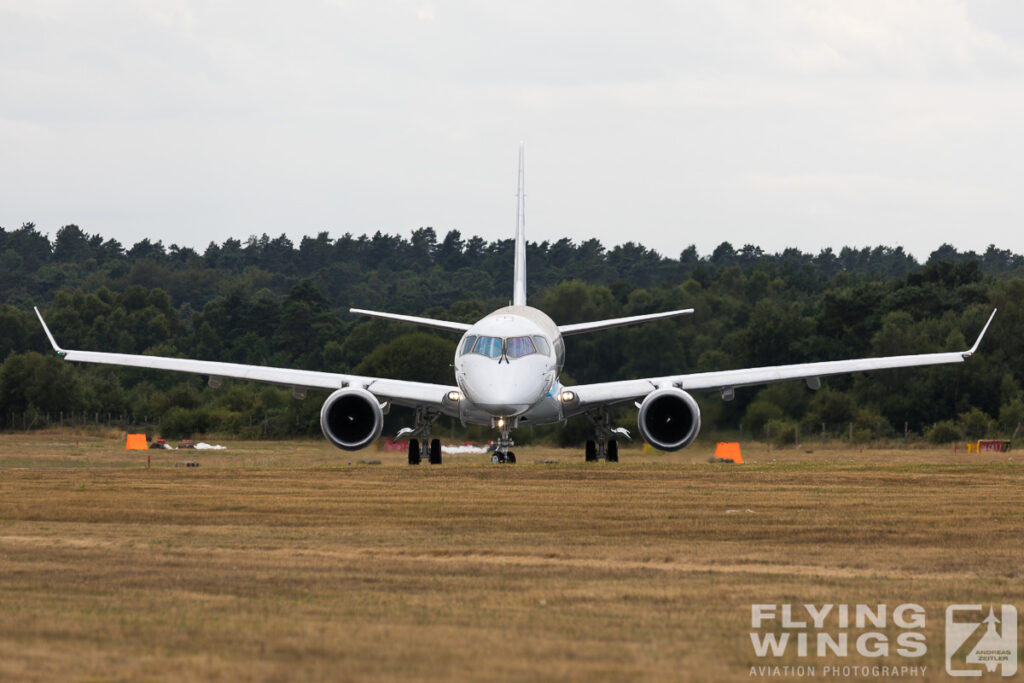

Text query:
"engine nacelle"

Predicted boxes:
[[319, 387, 383, 451], [637, 387, 701, 451]]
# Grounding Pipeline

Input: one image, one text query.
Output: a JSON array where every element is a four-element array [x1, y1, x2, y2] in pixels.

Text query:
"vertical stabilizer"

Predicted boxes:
[[513, 142, 527, 306]]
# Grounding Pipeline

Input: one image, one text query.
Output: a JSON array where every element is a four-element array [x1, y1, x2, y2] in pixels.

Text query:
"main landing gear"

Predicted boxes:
[[584, 438, 618, 462], [584, 410, 629, 463], [407, 438, 442, 465], [399, 407, 442, 465]]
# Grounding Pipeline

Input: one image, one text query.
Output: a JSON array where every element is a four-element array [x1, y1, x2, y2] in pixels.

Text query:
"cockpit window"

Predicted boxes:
[[472, 336, 502, 359], [532, 335, 550, 356], [506, 336, 537, 359], [464, 334, 549, 360]]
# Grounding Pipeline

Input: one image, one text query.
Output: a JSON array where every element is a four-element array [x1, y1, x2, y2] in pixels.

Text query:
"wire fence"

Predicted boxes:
[[752, 420, 1021, 447], [3, 411, 1020, 449], [0, 411, 299, 440], [3, 411, 157, 432]]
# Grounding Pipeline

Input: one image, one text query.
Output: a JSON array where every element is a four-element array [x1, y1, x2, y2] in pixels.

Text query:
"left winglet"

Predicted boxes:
[[963, 308, 997, 358], [34, 306, 65, 355]]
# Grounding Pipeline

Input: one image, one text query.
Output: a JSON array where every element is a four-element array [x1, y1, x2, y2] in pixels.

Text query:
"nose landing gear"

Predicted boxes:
[[490, 420, 517, 464], [491, 450, 516, 464]]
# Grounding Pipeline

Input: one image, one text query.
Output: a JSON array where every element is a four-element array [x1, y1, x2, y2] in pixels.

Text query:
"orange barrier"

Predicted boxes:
[[967, 440, 1011, 453], [125, 433, 148, 450], [714, 442, 743, 463]]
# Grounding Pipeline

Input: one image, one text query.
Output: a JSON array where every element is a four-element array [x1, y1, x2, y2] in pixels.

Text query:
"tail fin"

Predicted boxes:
[[513, 142, 527, 306]]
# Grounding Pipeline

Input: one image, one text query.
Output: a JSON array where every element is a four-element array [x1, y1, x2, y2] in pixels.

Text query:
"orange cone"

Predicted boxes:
[[714, 442, 743, 463]]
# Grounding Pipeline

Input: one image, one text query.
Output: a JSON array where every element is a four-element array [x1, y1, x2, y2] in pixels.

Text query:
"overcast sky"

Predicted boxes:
[[2, 1, 1023, 260]]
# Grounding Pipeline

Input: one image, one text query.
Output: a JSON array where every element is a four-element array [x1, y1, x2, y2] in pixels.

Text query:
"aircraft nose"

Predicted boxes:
[[461, 365, 551, 416]]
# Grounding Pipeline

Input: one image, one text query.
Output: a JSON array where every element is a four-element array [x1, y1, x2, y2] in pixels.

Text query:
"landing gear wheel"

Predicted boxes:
[[506, 451, 516, 464], [585, 440, 597, 462], [428, 438, 442, 465], [607, 440, 619, 463], [408, 439, 421, 465]]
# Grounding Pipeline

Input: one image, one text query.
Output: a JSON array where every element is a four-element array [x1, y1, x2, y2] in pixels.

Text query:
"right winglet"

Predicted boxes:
[[33, 306, 65, 355], [964, 308, 997, 358]]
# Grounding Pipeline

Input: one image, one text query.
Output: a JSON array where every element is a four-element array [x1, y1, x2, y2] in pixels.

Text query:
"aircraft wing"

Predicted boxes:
[[34, 308, 458, 412], [564, 309, 997, 411]]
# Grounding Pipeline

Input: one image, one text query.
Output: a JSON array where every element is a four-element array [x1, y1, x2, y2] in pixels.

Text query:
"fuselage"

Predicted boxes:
[[453, 305, 567, 427]]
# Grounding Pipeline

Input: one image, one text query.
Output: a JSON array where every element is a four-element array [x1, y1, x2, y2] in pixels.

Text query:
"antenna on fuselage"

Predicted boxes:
[[513, 142, 527, 307]]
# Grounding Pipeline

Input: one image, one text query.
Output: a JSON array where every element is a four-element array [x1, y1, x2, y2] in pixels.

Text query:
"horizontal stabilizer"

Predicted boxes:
[[350, 308, 472, 333], [559, 309, 694, 336]]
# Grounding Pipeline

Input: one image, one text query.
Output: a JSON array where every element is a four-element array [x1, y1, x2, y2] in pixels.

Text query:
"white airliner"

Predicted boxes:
[[35, 146, 996, 464]]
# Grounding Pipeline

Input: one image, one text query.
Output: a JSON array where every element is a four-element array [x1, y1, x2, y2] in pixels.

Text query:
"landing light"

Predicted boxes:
[[497, 417, 505, 428], [446, 390, 462, 402], [558, 391, 576, 402]]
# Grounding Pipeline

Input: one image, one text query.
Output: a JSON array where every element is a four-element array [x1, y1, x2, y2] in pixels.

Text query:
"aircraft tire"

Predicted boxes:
[[607, 440, 619, 462], [429, 438, 442, 464], [507, 451, 516, 464], [408, 439, 421, 465], [585, 440, 597, 462]]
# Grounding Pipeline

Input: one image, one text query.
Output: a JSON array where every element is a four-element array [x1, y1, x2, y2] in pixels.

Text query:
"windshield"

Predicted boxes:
[[506, 336, 536, 359], [462, 334, 550, 360], [472, 336, 502, 359]]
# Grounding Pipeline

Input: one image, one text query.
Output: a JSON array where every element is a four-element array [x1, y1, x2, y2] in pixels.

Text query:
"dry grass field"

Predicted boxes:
[[0, 430, 1021, 682]]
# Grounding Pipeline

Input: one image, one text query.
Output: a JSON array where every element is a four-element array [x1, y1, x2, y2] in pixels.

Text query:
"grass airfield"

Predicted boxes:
[[0, 431, 1021, 682]]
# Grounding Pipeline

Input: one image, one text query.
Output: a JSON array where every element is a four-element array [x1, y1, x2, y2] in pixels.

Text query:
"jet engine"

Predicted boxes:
[[637, 387, 701, 451], [319, 387, 383, 451]]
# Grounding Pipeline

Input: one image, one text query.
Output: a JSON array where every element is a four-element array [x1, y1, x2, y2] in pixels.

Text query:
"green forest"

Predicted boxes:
[[2, 221, 1023, 446]]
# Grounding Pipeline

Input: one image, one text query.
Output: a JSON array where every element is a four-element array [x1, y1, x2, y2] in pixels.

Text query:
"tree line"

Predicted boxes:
[[2, 221, 1023, 446]]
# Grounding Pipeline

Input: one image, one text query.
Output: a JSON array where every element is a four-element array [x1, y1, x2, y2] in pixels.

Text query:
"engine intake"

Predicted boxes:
[[637, 387, 701, 451], [320, 387, 383, 451]]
